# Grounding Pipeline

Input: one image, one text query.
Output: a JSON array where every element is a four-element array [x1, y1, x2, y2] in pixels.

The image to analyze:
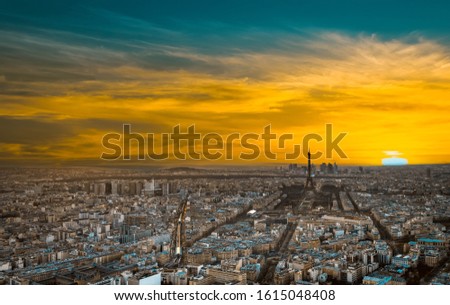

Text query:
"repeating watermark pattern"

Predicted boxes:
[[101, 124, 348, 161]]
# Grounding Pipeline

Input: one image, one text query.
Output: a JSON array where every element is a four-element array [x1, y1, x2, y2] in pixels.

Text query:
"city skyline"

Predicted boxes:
[[1, 1, 450, 166], [1, 165, 449, 285]]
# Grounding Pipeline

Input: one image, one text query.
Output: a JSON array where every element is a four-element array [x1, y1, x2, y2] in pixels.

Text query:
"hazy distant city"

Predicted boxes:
[[1, 162, 449, 285]]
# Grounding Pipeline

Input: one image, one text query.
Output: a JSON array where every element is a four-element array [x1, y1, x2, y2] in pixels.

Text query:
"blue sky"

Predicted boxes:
[[1, 1, 450, 40]]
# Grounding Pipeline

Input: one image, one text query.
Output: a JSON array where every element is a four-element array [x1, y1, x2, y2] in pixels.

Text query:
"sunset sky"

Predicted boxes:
[[1, 1, 450, 166]]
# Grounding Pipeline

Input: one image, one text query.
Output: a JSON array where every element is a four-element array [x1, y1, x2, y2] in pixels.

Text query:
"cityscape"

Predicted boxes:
[[1, 0, 450, 292], [1, 159, 449, 285]]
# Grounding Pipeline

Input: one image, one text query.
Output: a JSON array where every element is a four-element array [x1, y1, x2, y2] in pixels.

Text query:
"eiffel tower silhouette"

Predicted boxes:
[[305, 149, 315, 190]]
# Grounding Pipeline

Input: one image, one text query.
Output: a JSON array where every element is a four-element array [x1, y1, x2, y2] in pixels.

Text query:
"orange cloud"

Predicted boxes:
[[0, 31, 449, 165]]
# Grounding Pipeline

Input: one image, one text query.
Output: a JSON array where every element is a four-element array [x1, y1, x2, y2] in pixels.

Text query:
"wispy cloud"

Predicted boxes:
[[1, 24, 450, 164]]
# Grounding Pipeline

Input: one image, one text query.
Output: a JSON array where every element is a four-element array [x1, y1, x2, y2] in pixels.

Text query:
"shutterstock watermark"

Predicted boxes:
[[100, 124, 348, 161]]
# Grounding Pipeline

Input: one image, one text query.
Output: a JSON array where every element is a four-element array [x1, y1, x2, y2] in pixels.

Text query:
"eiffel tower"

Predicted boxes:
[[294, 149, 316, 214], [305, 149, 315, 190]]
